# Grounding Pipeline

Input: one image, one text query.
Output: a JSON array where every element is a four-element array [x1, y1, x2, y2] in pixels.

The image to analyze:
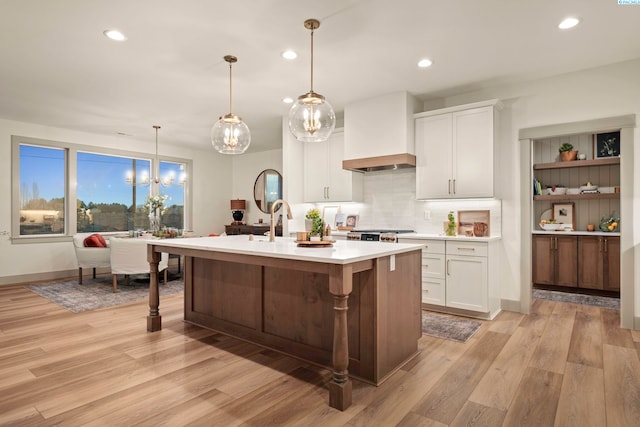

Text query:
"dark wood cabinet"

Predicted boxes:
[[578, 236, 620, 291], [225, 224, 282, 236], [532, 235, 577, 287]]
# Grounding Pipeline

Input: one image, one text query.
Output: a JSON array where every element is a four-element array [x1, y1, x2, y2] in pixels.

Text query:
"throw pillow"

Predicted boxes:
[[84, 233, 107, 247]]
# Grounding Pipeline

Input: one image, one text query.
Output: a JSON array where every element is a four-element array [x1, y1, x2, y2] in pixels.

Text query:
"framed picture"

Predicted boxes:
[[457, 210, 490, 237], [594, 131, 620, 158], [552, 202, 574, 230], [322, 206, 341, 229], [345, 214, 359, 228]]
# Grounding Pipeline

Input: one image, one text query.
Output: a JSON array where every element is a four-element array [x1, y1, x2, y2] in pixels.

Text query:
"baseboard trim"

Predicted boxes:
[[635, 316, 640, 331], [501, 298, 522, 313], [0, 268, 84, 287]]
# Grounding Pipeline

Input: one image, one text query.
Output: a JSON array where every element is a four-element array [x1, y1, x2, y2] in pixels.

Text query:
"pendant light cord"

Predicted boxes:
[[309, 24, 315, 93], [228, 60, 233, 114]]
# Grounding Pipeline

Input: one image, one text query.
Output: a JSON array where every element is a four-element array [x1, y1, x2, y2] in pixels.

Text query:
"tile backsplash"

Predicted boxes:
[[326, 169, 502, 236]]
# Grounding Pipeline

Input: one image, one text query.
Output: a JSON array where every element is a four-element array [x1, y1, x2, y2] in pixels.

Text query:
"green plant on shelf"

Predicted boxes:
[[446, 211, 457, 237], [558, 143, 574, 153]]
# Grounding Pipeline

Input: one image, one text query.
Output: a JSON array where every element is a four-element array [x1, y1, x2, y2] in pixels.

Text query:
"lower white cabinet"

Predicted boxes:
[[400, 238, 500, 319]]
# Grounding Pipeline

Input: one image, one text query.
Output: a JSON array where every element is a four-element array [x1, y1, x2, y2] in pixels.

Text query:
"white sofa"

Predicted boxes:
[[72, 233, 111, 284], [109, 237, 168, 292]]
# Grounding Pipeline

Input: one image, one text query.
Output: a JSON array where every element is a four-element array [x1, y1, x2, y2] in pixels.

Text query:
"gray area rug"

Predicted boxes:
[[533, 289, 620, 309], [26, 275, 184, 313], [422, 312, 482, 343]]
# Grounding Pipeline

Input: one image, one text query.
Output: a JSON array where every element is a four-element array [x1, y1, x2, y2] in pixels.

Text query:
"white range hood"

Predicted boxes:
[[342, 91, 421, 172]]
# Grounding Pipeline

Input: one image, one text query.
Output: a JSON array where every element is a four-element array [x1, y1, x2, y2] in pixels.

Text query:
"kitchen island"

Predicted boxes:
[[145, 235, 423, 410]]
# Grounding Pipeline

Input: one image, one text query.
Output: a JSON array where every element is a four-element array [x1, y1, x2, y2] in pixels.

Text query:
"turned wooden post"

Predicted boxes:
[[328, 264, 353, 410], [147, 245, 162, 332]]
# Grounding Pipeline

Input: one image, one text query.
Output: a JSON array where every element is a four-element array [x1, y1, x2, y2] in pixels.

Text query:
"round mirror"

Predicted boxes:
[[253, 169, 283, 213]]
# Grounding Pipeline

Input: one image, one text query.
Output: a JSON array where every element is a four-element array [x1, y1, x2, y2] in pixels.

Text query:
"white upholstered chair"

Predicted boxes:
[[109, 237, 168, 292], [72, 233, 111, 284]]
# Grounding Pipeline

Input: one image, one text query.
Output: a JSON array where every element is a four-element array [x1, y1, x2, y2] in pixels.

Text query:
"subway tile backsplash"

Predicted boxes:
[[333, 169, 501, 236]]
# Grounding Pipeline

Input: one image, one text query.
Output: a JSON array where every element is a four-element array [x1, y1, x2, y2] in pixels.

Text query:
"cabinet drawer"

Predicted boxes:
[[422, 240, 446, 254], [422, 253, 445, 278], [422, 278, 445, 306], [446, 241, 487, 257]]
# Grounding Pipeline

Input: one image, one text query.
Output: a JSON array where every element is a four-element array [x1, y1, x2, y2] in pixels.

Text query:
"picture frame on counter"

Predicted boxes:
[[594, 131, 620, 158], [457, 210, 490, 237], [552, 202, 574, 230]]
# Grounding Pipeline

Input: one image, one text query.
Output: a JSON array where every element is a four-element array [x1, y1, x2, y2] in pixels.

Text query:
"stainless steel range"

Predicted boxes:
[[346, 229, 415, 243]]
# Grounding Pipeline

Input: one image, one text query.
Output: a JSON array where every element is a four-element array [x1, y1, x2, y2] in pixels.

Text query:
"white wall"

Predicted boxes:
[[230, 149, 283, 225], [0, 118, 231, 284], [437, 58, 640, 322]]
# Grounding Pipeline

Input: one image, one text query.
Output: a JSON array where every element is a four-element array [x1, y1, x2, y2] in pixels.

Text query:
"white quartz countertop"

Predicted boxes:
[[398, 233, 502, 242], [148, 235, 425, 265]]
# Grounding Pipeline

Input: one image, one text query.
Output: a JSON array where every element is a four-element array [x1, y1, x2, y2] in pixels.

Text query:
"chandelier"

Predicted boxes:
[[126, 125, 186, 187], [288, 19, 335, 142], [211, 55, 251, 154]]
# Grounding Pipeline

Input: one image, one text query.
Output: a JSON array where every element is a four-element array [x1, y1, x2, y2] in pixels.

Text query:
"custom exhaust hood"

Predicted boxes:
[[342, 91, 421, 173]]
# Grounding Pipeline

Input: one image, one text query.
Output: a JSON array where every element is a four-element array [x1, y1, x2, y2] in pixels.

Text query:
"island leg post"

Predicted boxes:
[[329, 265, 353, 411], [147, 246, 162, 332], [329, 294, 352, 410]]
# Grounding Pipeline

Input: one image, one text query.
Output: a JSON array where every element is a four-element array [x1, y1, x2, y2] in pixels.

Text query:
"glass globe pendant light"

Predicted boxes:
[[288, 19, 335, 142], [211, 55, 251, 154]]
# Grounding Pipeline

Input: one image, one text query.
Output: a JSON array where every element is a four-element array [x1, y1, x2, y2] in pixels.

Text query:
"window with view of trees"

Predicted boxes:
[[19, 145, 66, 235], [77, 152, 152, 233], [14, 137, 189, 239]]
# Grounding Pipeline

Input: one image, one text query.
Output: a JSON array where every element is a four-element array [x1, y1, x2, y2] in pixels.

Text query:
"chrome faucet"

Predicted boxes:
[[270, 199, 293, 242]]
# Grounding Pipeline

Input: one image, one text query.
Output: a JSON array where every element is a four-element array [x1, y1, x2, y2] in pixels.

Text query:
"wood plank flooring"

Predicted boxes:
[[1, 280, 639, 426]]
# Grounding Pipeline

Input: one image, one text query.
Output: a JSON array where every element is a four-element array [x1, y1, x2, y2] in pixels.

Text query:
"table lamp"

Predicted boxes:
[[230, 199, 246, 224]]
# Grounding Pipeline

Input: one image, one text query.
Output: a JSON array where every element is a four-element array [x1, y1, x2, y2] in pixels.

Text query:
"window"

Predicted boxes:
[[158, 161, 186, 229], [18, 145, 66, 236], [12, 135, 191, 241], [77, 152, 151, 233]]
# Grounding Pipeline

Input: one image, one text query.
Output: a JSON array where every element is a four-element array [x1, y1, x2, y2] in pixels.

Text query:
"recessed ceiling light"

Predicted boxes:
[[103, 29, 127, 41], [282, 97, 294, 104], [281, 50, 297, 60], [558, 17, 580, 29], [417, 58, 433, 68]]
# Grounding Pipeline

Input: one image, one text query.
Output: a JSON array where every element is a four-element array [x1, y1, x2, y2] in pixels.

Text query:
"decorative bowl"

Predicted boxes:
[[547, 187, 567, 195], [540, 223, 563, 231], [580, 185, 598, 192]]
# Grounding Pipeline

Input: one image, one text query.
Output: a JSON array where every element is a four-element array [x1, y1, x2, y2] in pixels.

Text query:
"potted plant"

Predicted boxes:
[[559, 143, 578, 162], [305, 208, 323, 240]]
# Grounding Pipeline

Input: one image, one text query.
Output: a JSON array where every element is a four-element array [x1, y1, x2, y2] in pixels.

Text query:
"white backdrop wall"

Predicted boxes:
[[437, 57, 640, 322], [230, 149, 283, 226], [0, 118, 231, 285]]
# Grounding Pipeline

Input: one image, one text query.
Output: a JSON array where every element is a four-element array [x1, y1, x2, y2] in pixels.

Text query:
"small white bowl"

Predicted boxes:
[[540, 223, 563, 231], [580, 185, 598, 192], [547, 187, 567, 195]]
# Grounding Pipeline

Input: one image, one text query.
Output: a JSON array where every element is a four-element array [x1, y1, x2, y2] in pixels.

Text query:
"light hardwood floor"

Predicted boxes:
[[1, 279, 640, 426]]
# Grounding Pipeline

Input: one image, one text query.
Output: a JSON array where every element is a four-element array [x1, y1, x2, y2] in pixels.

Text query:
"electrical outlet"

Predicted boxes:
[[424, 210, 431, 220]]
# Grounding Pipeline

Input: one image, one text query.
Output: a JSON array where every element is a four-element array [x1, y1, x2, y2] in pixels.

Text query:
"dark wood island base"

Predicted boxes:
[[146, 240, 422, 410]]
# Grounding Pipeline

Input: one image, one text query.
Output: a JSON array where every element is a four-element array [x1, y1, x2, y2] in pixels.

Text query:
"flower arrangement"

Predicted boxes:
[[143, 194, 169, 216], [305, 208, 323, 237]]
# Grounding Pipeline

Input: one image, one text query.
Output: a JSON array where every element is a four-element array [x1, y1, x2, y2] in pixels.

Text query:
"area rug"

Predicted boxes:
[[26, 275, 184, 313], [533, 289, 620, 310], [421, 312, 482, 343]]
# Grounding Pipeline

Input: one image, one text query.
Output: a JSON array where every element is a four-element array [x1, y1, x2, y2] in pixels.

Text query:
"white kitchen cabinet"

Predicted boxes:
[[303, 129, 363, 202], [415, 100, 500, 199], [400, 237, 500, 320]]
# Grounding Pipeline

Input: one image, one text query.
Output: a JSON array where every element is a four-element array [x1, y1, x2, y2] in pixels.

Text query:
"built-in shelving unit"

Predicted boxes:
[[533, 193, 619, 201], [533, 157, 619, 170]]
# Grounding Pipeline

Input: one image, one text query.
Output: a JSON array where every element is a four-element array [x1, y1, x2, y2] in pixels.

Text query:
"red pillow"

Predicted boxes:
[[83, 233, 107, 247]]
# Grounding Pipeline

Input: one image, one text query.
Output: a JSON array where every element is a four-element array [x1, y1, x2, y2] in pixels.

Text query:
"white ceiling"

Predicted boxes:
[[1, 0, 639, 153]]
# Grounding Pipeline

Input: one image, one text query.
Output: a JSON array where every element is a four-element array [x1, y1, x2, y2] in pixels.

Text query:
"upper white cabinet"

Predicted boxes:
[[415, 100, 500, 199], [303, 129, 363, 202]]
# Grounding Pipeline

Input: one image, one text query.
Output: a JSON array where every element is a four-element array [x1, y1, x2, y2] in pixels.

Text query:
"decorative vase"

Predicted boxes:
[[149, 212, 160, 234], [560, 150, 578, 162]]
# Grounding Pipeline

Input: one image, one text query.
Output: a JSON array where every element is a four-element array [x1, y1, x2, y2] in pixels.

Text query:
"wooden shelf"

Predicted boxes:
[[534, 193, 620, 201], [533, 157, 620, 170]]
